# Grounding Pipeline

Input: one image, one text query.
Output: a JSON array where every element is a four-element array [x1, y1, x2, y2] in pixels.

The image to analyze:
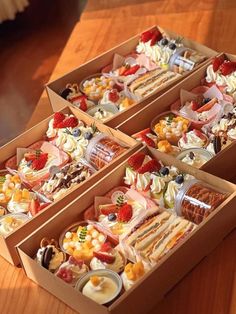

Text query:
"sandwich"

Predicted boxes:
[[128, 68, 181, 99], [141, 217, 196, 263]]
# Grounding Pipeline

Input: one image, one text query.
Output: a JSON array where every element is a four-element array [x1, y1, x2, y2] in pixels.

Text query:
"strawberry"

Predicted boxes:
[[31, 153, 48, 170], [133, 128, 152, 139], [39, 203, 51, 211], [127, 152, 146, 170], [212, 55, 225, 72], [57, 116, 78, 128], [191, 100, 200, 111], [93, 251, 115, 264], [140, 30, 154, 43], [108, 90, 119, 103], [219, 61, 236, 76], [53, 112, 65, 128], [113, 83, 123, 92], [100, 242, 112, 252], [123, 65, 140, 76], [24, 152, 36, 162], [79, 97, 88, 112], [100, 204, 118, 215], [193, 129, 206, 141], [56, 268, 73, 283], [182, 133, 187, 143], [119, 65, 130, 76], [117, 204, 133, 222], [29, 199, 41, 216], [140, 134, 156, 148], [150, 29, 163, 46], [138, 159, 161, 174]]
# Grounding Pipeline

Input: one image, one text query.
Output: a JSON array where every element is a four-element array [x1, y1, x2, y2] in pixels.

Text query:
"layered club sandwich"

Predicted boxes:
[[123, 211, 196, 264], [128, 68, 181, 99]]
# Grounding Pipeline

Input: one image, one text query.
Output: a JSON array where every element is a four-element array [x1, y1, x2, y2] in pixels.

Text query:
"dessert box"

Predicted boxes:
[[117, 53, 236, 182], [17, 146, 236, 314], [46, 26, 217, 129], [0, 106, 139, 265]]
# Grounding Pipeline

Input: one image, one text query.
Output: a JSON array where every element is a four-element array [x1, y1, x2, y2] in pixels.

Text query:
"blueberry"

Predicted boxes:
[[160, 167, 169, 176], [72, 128, 81, 137], [60, 88, 72, 99], [27, 161, 32, 167], [84, 132, 93, 140], [175, 175, 184, 184], [169, 42, 177, 50], [203, 98, 211, 104], [161, 38, 169, 46], [108, 213, 117, 221]]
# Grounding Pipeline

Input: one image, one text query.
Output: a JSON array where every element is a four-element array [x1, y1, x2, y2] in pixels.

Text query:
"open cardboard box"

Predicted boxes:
[[0, 105, 140, 265], [117, 53, 236, 183], [46, 25, 217, 129], [17, 146, 236, 314]]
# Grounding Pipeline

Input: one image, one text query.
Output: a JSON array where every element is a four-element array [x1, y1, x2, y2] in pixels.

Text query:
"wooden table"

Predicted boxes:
[[1, 1, 236, 313]]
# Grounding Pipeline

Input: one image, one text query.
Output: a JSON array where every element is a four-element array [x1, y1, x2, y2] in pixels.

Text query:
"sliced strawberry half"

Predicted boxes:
[[108, 89, 119, 103], [150, 29, 163, 46], [93, 251, 115, 264], [29, 199, 41, 216], [140, 30, 154, 43], [140, 134, 156, 148], [191, 100, 200, 111], [100, 242, 113, 252], [219, 61, 236, 76], [100, 204, 118, 215], [212, 55, 225, 72], [53, 112, 65, 128], [133, 128, 152, 139], [137, 159, 161, 174], [57, 116, 78, 128], [127, 152, 146, 170]]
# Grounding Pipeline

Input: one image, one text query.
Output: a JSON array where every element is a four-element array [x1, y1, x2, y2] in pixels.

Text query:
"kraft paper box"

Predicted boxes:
[[17, 146, 236, 314], [0, 105, 139, 265], [46, 25, 217, 129], [117, 53, 236, 183]]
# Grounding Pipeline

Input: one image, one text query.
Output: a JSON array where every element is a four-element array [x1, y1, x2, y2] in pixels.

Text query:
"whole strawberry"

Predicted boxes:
[[117, 203, 133, 222], [31, 153, 48, 170]]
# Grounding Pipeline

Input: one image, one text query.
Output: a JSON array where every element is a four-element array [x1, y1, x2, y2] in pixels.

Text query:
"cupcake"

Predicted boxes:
[[55, 256, 89, 286], [121, 261, 146, 291], [90, 242, 126, 273], [36, 238, 66, 272], [178, 129, 208, 150]]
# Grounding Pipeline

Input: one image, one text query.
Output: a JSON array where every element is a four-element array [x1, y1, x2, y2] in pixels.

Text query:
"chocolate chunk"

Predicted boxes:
[[213, 136, 221, 154], [189, 151, 195, 160], [42, 246, 53, 269]]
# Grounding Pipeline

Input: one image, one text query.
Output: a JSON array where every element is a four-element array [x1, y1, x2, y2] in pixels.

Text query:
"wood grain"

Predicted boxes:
[[1, 1, 236, 313]]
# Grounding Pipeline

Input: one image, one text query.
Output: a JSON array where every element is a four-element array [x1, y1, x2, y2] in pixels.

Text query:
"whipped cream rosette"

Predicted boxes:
[[178, 129, 208, 150], [0, 213, 29, 237], [46, 112, 99, 162]]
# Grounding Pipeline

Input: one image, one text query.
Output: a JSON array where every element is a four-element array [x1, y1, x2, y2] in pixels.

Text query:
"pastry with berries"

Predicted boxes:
[[55, 256, 89, 286], [90, 242, 126, 273], [15, 141, 69, 187], [46, 112, 99, 161]]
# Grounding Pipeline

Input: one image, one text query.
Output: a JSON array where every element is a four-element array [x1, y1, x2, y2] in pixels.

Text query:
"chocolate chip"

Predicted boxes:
[[42, 246, 53, 269], [213, 136, 221, 154]]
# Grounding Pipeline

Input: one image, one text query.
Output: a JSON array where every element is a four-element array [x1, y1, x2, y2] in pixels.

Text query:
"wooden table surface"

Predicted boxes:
[[1, 1, 236, 313]]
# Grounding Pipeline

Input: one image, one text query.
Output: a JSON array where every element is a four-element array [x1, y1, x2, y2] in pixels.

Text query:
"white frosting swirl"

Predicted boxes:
[[150, 175, 165, 194], [165, 180, 182, 207], [46, 119, 58, 138], [124, 167, 136, 186], [179, 131, 206, 149], [136, 173, 151, 191]]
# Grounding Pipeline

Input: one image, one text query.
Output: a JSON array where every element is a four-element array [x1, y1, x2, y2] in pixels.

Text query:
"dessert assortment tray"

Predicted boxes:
[[1, 24, 236, 314], [0, 105, 139, 265], [17, 146, 236, 314], [117, 53, 236, 183], [46, 26, 217, 129]]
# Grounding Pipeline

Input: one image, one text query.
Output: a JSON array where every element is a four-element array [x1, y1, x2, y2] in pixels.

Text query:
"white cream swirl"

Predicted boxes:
[[150, 175, 165, 194], [94, 110, 114, 122], [46, 119, 58, 138], [165, 180, 182, 207], [136, 173, 151, 191], [124, 167, 136, 186], [179, 131, 206, 149]]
